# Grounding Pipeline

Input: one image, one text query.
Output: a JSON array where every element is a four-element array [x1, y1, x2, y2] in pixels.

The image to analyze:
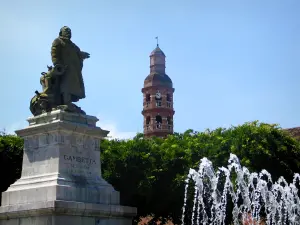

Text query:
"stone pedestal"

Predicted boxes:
[[0, 110, 137, 225]]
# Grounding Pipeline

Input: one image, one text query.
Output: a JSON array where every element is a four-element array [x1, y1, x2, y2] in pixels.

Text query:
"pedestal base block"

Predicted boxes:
[[0, 200, 136, 225]]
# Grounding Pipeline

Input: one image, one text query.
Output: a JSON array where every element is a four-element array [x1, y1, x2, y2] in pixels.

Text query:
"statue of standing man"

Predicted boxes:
[[29, 26, 90, 116], [51, 26, 90, 105]]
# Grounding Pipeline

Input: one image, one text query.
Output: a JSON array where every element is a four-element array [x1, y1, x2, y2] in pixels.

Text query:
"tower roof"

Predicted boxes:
[[150, 45, 165, 57], [144, 72, 172, 88]]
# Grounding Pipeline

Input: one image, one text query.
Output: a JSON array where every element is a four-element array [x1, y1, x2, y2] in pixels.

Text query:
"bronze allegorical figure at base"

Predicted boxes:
[[30, 26, 90, 116]]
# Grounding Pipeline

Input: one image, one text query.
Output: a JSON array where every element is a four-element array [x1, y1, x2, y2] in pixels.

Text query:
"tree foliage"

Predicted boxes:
[[1, 122, 300, 224], [0, 132, 23, 204], [101, 121, 300, 224]]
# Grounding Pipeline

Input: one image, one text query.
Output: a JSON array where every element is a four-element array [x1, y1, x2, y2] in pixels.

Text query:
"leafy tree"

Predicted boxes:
[[0, 132, 23, 204], [100, 121, 300, 224], [0, 122, 300, 225]]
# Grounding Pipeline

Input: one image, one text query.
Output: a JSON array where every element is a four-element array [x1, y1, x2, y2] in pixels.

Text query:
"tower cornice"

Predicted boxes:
[[142, 108, 175, 116], [141, 86, 175, 93]]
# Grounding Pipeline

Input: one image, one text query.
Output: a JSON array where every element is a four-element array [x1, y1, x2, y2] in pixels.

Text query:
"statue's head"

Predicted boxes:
[[59, 26, 72, 39]]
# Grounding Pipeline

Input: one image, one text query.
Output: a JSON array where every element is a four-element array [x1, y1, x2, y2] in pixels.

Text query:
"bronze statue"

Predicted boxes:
[[30, 26, 90, 116]]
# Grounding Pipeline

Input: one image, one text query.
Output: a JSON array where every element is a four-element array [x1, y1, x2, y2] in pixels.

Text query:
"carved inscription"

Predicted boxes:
[[63, 155, 96, 165], [63, 154, 97, 178]]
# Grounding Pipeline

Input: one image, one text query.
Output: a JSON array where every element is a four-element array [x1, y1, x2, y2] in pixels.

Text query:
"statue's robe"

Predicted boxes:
[[51, 37, 85, 103]]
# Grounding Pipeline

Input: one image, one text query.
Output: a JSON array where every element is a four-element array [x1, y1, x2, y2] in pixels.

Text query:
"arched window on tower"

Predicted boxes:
[[146, 94, 151, 107], [166, 94, 171, 108], [145, 116, 151, 130], [167, 116, 172, 130], [155, 115, 162, 129]]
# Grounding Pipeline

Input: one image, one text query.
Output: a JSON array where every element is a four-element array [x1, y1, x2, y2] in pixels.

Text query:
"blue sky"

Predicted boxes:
[[0, 0, 300, 138]]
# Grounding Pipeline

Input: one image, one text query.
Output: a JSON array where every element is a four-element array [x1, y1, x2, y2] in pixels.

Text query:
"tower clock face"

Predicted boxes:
[[155, 92, 162, 99]]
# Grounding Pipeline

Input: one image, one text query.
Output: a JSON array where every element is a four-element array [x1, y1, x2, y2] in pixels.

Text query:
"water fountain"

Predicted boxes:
[[182, 154, 300, 225]]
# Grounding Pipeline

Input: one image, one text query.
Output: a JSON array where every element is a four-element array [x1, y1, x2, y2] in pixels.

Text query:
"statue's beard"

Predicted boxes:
[[60, 33, 71, 40]]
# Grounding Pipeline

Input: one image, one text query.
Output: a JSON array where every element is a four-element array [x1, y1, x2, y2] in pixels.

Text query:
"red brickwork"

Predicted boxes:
[[285, 127, 300, 140], [142, 46, 175, 138]]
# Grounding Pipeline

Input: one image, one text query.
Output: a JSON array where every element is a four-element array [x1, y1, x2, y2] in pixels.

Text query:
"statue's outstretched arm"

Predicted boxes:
[[51, 39, 62, 65], [80, 51, 90, 60]]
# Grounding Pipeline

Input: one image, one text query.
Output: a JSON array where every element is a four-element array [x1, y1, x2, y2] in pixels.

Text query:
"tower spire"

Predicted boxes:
[[155, 36, 159, 47]]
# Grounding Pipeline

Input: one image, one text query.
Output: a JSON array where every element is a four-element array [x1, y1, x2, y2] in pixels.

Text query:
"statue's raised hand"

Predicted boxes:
[[81, 51, 90, 59]]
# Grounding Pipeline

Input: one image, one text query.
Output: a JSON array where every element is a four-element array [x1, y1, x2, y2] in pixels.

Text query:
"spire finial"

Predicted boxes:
[[155, 36, 159, 47]]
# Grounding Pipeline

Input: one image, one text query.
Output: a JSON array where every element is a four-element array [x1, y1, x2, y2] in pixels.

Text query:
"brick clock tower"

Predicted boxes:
[[141, 43, 175, 138]]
